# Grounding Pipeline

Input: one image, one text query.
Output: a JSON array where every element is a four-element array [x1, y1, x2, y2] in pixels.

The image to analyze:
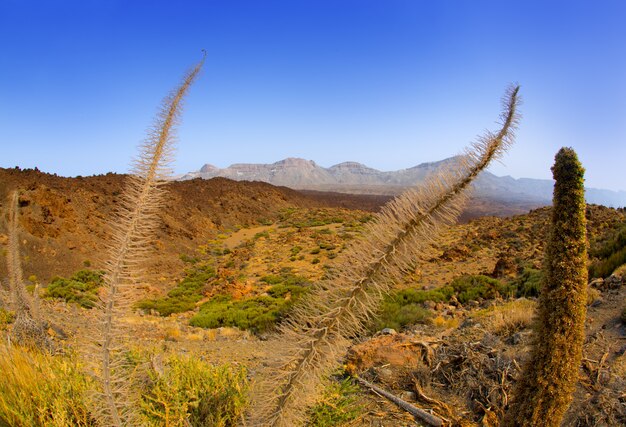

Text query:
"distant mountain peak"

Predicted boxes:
[[200, 163, 218, 173], [180, 156, 626, 208]]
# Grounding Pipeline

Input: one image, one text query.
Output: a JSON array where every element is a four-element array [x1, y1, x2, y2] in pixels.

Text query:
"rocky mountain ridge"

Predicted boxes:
[[183, 157, 626, 207]]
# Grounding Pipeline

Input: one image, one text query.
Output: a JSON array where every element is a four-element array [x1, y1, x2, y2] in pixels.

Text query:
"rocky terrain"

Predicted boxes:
[[1, 166, 626, 426], [183, 156, 626, 208]]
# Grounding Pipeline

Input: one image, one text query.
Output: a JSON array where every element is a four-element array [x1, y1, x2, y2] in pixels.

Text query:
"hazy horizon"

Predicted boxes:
[[1, 1, 625, 191]]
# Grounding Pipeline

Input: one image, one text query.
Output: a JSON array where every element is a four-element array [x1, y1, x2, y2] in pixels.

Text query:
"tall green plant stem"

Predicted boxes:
[[503, 147, 588, 426]]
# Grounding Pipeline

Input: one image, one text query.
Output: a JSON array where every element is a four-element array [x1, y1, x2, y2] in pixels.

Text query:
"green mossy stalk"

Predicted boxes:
[[503, 147, 588, 426]]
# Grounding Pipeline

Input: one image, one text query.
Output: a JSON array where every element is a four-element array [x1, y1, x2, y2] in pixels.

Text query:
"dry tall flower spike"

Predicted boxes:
[[249, 85, 521, 426], [89, 54, 205, 427]]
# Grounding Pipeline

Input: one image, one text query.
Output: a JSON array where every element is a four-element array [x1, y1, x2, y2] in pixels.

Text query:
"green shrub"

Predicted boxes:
[[372, 297, 432, 332], [306, 378, 363, 426], [44, 269, 105, 308], [513, 268, 543, 297], [589, 246, 626, 278], [136, 264, 215, 316], [588, 223, 626, 278], [190, 294, 286, 332], [190, 275, 309, 333], [449, 274, 513, 303], [372, 274, 512, 331], [139, 355, 248, 427]]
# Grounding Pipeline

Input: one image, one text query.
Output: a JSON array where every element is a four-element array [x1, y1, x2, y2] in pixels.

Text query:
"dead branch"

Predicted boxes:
[[355, 376, 444, 427]]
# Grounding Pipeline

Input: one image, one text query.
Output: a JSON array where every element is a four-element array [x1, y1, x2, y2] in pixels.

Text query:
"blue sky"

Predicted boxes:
[[1, 1, 625, 190]]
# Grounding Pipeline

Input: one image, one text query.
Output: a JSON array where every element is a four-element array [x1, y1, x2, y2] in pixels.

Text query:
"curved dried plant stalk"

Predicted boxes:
[[90, 55, 205, 427], [6, 191, 32, 315], [5, 191, 50, 350], [249, 85, 521, 426]]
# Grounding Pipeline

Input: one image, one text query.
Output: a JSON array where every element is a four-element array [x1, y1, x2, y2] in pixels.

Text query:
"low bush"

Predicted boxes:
[[589, 223, 626, 278], [190, 274, 309, 333], [371, 275, 513, 331], [306, 378, 363, 426], [139, 354, 248, 427], [513, 267, 543, 297], [372, 296, 432, 331], [44, 269, 105, 308], [449, 274, 514, 303]]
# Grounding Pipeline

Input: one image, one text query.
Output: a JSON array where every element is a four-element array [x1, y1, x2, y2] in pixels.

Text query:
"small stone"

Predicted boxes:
[[381, 328, 397, 335], [508, 332, 523, 345], [399, 391, 416, 401], [423, 300, 437, 310], [606, 275, 623, 289]]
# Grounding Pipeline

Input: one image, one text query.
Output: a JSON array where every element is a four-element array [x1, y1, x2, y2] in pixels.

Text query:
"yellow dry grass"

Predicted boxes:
[[0, 342, 93, 426], [474, 298, 536, 336]]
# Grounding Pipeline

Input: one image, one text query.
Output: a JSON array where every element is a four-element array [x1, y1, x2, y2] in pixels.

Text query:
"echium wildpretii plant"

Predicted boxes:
[[503, 147, 588, 427], [248, 85, 522, 426], [88, 54, 205, 427]]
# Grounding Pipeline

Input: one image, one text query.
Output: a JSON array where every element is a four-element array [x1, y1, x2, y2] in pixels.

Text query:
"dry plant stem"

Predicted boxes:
[[251, 85, 521, 426], [503, 148, 588, 427], [6, 191, 32, 316], [356, 377, 443, 427], [94, 55, 205, 427]]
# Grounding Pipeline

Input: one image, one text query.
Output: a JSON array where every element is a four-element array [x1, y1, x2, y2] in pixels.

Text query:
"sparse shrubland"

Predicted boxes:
[[190, 273, 309, 333], [372, 274, 512, 332], [136, 263, 216, 316], [249, 85, 521, 426]]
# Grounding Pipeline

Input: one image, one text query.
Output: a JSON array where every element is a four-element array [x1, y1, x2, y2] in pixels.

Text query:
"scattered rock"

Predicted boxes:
[[605, 274, 623, 289], [492, 252, 517, 278], [380, 328, 397, 336], [423, 300, 437, 310], [507, 332, 523, 345]]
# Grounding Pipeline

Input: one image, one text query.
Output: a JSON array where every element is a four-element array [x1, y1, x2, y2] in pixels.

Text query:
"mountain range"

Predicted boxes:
[[181, 157, 626, 208]]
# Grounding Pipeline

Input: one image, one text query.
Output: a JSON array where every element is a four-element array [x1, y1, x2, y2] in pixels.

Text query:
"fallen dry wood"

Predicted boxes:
[[355, 376, 443, 427]]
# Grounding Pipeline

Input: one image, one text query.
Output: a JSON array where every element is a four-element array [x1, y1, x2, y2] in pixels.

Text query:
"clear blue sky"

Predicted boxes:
[[1, 1, 625, 191]]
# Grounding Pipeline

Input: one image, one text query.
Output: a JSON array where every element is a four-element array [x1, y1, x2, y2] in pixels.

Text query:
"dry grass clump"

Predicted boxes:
[[0, 342, 94, 426], [473, 298, 536, 337]]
